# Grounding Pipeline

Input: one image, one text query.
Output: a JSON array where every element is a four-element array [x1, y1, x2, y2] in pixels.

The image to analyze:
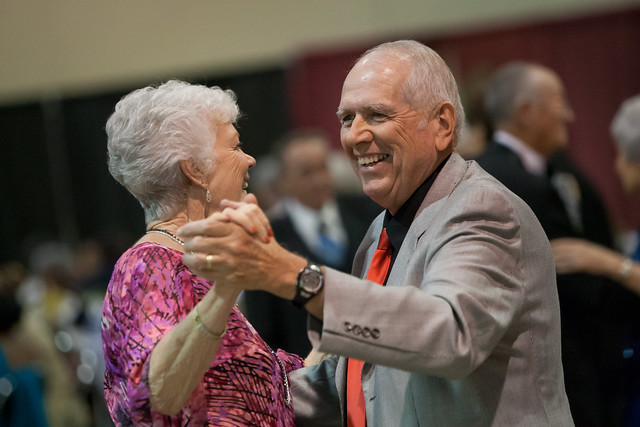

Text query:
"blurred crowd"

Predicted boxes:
[[0, 236, 129, 426]]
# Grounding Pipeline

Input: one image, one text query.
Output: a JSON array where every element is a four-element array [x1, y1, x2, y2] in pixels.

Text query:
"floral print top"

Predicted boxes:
[[101, 243, 304, 426]]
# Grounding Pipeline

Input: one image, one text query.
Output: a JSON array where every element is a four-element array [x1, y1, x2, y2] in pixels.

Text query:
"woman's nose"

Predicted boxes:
[[247, 153, 256, 168]]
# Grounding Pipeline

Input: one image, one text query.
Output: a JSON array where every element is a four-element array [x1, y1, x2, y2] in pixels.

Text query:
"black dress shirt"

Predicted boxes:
[[381, 155, 449, 283]]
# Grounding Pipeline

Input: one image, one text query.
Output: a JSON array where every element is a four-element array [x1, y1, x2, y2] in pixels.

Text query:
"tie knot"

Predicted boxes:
[[377, 228, 391, 251]]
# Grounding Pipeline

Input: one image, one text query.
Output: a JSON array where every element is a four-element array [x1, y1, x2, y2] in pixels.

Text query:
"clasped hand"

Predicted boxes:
[[177, 194, 304, 299], [178, 194, 270, 283]]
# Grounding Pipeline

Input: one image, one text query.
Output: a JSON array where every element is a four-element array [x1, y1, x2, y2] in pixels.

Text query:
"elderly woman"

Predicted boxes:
[[550, 94, 640, 295], [550, 94, 640, 425], [101, 80, 303, 426]]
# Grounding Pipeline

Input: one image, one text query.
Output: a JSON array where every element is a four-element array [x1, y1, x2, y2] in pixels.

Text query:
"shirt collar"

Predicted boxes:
[[283, 197, 347, 246], [383, 154, 450, 253], [493, 130, 547, 176]]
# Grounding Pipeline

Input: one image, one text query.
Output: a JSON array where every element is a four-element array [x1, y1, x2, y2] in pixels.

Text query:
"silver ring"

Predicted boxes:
[[205, 254, 214, 269]]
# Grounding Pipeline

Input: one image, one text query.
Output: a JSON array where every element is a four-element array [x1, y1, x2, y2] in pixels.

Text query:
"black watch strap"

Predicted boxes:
[[292, 261, 324, 308]]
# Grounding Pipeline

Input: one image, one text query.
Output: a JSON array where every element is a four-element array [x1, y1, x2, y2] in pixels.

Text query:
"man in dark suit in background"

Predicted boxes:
[[475, 61, 615, 426], [243, 130, 380, 356]]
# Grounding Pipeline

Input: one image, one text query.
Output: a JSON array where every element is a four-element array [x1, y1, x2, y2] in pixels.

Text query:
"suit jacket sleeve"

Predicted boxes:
[[290, 356, 342, 426]]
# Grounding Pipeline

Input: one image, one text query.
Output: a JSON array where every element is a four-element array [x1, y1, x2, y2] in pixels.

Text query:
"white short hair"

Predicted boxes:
[[361, 40, 466, 145], [106, 80, 240, 223], [611, 94, 640, 162]]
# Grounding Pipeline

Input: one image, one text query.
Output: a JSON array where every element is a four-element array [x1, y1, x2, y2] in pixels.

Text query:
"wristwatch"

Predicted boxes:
[[292, 261, 324, 308]]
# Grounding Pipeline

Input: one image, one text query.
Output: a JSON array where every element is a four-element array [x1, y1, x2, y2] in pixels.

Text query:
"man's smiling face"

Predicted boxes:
[[337, 52, 441, 214]]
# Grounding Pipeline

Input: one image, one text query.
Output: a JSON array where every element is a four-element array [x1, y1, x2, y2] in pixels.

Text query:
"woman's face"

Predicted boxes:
[[207, 122, 256, 208], [615, 148, 640, 196]]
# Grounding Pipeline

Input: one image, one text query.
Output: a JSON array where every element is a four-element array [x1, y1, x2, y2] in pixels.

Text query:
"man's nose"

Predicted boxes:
[[343, 115, 373, 145]]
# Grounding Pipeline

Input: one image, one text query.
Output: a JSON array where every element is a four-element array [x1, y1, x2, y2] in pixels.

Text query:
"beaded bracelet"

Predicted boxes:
[[193, 305, 227, 340], [619, 258, 633, 281]]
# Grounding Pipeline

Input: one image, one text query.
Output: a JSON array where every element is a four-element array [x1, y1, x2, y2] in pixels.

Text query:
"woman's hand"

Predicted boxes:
[[219, 193, 273, 244], [178, 197, 307, 299], [304, 350, 332, 366], [551, 237, 640, 296], [191, 193, 273, 244]]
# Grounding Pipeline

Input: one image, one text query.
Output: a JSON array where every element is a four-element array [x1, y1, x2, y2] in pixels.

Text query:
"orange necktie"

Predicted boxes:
[[346, 227, 392, 427]]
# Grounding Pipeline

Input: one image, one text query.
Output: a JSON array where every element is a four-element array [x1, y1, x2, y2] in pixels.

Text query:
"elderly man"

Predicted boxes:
[[180, 40, 573, 426], [475, 62, 615, 425]]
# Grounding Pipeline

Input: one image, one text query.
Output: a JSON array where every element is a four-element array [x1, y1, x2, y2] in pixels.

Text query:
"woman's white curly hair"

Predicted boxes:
[[106, 80, 240, 223], [611, 94, 640, 162]]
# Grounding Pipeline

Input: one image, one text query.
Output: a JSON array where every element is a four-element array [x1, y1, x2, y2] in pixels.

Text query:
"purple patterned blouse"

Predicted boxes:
[[101, 242, 304, 426]]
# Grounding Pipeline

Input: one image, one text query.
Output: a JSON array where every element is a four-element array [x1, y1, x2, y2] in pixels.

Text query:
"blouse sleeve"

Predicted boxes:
[[103, 246, 190, 425]]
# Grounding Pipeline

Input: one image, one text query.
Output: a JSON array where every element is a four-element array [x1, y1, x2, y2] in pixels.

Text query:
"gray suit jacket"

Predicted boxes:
[[291, 153, 573, 426]]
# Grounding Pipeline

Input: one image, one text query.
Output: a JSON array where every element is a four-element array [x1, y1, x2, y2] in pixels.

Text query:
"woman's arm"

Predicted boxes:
[[551, 238, 640, 296], [304, 349, 332, 366], [148, 283, 239, 415], [149, 199, 273, 414]]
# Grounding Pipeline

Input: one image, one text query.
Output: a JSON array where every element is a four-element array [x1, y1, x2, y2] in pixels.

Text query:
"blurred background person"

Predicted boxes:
[[243, 129, 380, 356], [456, 67, 493, 160], [245, 153, 284, 218], [475, 61, 616, 426], [551, 94, 640, 426], [0, 261, 48, 426], [102, 80, 303, 425], [0, 260, 90, 427], [16, 235, 125, 426]]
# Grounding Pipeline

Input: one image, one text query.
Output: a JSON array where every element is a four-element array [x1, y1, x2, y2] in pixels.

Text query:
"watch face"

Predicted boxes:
[[300, 268, 323, 293], [293, 263, 324, 308]]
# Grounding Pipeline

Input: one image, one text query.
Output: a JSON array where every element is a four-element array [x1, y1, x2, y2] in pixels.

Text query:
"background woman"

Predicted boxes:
[[551, 94, 640, 294], [550, 94, 640, 425], [101, 80, 303, 426]]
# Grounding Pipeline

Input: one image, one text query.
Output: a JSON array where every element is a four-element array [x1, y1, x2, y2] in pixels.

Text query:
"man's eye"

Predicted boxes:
[[340, 115, 354, 126], [371, 113, 387, 122]]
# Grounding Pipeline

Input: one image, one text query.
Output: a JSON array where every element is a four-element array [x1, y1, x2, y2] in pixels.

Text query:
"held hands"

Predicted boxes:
[[177, 194, 305, 298], [178, 193, 271, 282]]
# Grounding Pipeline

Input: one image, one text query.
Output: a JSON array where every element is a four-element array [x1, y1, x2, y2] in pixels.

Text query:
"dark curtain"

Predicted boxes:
[[0, 68, 289, 265]]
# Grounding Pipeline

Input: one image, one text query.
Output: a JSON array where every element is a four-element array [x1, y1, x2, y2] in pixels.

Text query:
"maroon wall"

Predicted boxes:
[[286, 7, 640, 229]]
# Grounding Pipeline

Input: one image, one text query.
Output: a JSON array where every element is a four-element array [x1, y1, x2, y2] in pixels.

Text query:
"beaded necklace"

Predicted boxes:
[[146, 228, 185, 246]]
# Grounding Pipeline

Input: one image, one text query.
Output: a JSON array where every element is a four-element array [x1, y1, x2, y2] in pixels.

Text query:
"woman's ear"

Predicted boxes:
[[434, 102, 456, 152], [179, 159, 204, 186]]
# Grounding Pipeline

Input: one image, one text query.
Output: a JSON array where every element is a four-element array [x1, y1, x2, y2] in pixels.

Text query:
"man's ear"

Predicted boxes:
[[179, 159, 205, 186], [515, 100, 535, 128], [434, 102, 456, 152]]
